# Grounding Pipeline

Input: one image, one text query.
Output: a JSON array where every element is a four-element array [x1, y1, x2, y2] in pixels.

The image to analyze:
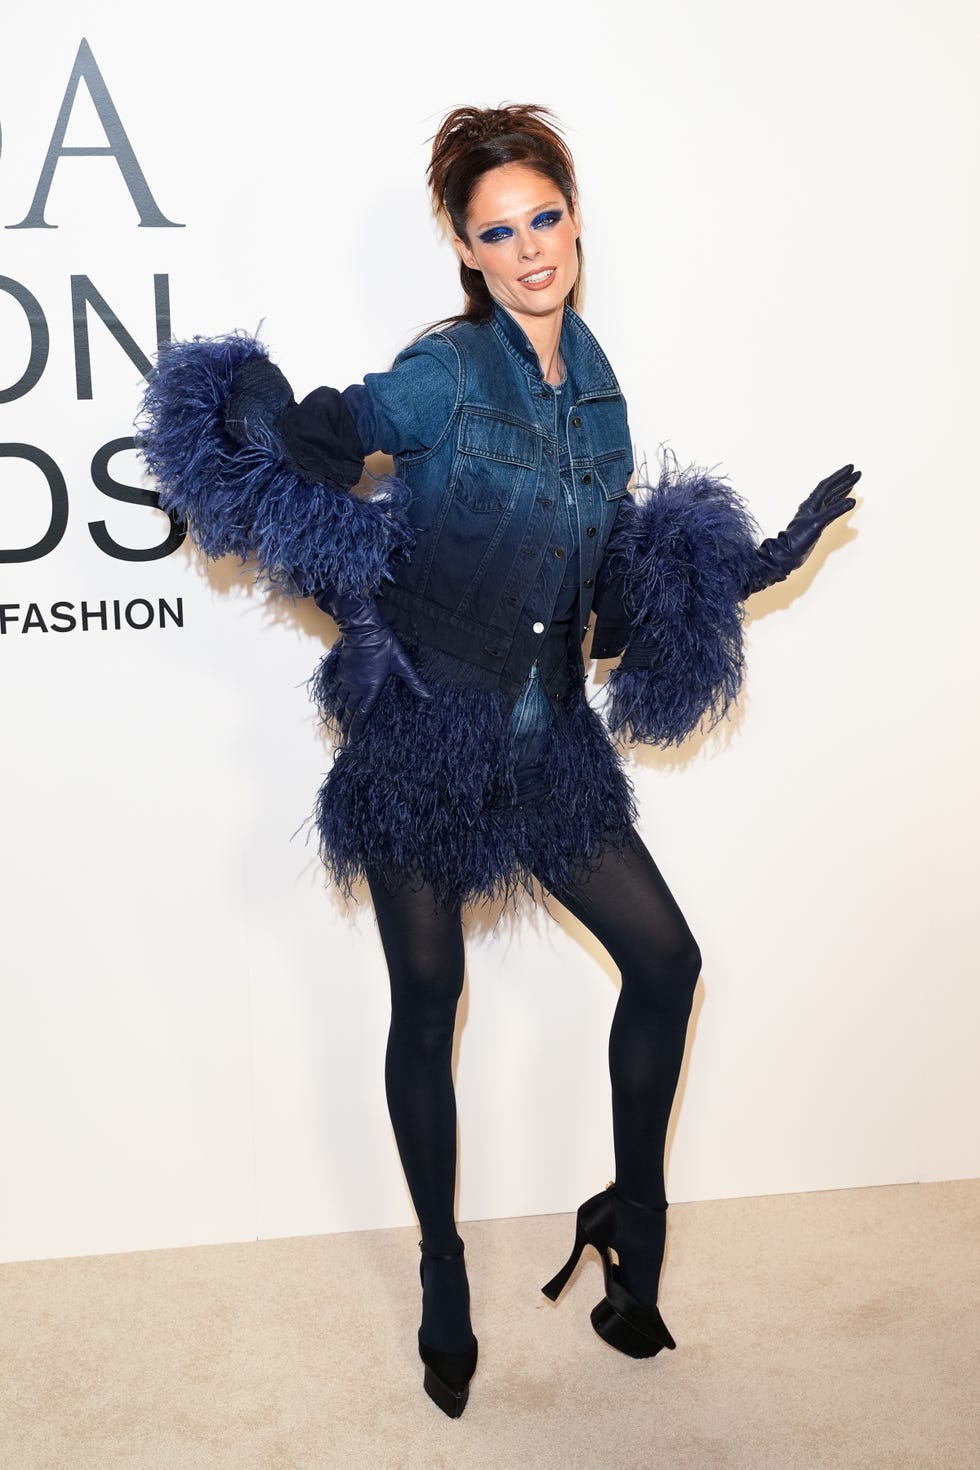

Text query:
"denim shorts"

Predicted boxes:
[[508, 663, 553, 802]]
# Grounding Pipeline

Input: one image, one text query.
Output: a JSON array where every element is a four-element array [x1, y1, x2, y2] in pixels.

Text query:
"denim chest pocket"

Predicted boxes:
[[451, 408, 539, 513], [575, 397, 631, 499], [593, 450, 632, 500]]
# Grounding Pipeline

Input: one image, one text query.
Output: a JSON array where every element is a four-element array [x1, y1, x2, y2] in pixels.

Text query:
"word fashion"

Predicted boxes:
[[0, 597, 184, 634]]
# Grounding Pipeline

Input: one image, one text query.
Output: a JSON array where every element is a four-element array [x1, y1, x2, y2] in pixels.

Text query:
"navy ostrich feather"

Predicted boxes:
[[311, 648, 637, 907], [602, 456, 760, 746], [136, 332, 413, 594]]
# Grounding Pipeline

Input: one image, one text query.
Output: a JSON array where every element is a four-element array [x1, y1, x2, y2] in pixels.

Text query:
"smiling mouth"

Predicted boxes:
[[519, 268, 556, 287]]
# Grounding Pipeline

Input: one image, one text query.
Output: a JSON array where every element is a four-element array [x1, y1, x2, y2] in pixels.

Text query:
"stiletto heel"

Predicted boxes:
[[540, 1221, 587, 1300], [540, 1189, 614, 1300], [417, 1243, 478, 1418], [542, 1184, 676, 1359]]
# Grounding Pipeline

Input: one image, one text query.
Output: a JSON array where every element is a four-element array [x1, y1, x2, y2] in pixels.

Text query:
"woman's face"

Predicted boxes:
[[454, 162, 581, 326]]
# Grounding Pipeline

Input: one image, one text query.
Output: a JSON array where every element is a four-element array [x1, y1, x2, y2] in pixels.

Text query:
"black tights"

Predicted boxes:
[[367, 829, 701, 1348]]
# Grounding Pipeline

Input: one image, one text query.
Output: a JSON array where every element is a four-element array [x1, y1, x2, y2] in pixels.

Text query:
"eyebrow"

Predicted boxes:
[[473, 199, 565, 232]]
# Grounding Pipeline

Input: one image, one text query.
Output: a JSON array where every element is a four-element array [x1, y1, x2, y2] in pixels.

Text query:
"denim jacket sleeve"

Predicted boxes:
[[343, 337, 459, 456], [277, 336, 460, 477]]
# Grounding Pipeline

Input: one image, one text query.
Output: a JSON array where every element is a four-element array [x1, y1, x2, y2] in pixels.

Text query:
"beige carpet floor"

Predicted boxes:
[[1, 1180, 977, 1470]]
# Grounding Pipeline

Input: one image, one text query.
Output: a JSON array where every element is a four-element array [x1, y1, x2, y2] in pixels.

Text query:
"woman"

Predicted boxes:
[[139, 104, 859, 1419]]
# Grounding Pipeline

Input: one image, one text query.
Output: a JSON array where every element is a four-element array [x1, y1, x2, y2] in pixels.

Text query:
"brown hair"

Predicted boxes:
[[427, 103, 583, 325]]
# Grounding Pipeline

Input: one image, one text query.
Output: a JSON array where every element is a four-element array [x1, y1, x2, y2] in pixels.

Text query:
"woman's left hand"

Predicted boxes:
[[743, 464, 861, 598]]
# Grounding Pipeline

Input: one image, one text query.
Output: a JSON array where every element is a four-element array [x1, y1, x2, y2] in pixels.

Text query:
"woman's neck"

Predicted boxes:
[[503, 304, 565, 385]]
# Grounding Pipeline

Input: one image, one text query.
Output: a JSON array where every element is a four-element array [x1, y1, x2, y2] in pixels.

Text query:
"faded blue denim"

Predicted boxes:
[[338, 302, 634, 706]]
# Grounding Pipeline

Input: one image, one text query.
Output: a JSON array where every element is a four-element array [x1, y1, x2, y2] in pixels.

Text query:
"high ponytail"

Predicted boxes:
[[426, 103, 583, 325]]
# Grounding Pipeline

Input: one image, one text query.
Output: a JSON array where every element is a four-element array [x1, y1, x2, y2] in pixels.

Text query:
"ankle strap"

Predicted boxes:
[[419, 1239, 465, 1261], [610, 1184, 668, 1213]]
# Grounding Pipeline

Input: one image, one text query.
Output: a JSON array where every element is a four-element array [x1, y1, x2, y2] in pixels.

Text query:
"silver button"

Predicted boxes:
[[532, 621, 545, 634]]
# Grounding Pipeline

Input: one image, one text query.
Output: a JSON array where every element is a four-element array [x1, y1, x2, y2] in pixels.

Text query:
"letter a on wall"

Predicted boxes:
[[7, 37, 183, 230]]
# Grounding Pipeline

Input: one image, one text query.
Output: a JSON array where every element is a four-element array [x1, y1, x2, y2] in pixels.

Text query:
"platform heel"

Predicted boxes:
[[417, 1243, 478, 1418], [541, 1184, 676, 1359]]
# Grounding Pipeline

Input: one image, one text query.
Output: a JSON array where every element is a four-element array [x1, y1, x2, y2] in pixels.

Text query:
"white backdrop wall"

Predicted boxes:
[[1, 1, 977, 1263]]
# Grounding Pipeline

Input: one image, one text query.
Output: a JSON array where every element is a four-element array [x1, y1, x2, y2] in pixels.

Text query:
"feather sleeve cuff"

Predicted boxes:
[[136, 332, 413, 595], [600, 455, 760, 746]]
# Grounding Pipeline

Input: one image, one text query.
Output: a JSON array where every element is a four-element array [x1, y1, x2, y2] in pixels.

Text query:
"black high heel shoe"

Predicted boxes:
[[417, 1242, 479, 1419], [541, 1185, 676, 1359]]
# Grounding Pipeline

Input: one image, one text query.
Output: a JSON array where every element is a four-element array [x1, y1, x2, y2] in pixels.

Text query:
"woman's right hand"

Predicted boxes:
[[314, 587, 431, 742]]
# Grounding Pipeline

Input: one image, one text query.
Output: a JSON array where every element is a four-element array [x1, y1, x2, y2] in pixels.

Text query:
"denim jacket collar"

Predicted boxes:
[[489, 301, 622, 400]]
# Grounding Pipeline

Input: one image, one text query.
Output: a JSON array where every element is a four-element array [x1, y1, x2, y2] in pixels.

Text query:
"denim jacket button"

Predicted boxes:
[[553, 546, 565, 558], [581, 472, 592, 484], [572, 416, 583, 428], [587, 525, 597, 537], [532, 621, 545, 634], [585, 576, 594, 587]]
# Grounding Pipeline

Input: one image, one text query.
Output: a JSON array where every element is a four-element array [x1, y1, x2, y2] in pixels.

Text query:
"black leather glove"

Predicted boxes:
[[314, 586, 431, 741], [743, 464, 860, 597]]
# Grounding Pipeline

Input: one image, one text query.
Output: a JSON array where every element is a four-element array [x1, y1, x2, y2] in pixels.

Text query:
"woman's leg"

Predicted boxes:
[[539, 830, 702, 1305], [366, 869, 473, 1353]]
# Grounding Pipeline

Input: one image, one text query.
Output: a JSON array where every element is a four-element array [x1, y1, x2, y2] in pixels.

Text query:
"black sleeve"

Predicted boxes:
[[590, 498, 634, 659], [278, 386, 366, 491]]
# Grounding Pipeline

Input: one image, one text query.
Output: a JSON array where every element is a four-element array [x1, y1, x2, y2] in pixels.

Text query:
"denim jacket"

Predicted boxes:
[[293, 302, 634, 706]]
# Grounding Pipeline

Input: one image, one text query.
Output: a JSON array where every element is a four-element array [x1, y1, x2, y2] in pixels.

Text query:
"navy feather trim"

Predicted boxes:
[[136, 332, 413, 594], [602, 455, 760, 746], [311, 651, 637, 907]]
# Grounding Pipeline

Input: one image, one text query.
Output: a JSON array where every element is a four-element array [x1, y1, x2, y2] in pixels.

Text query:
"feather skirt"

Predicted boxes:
[[311, 646, 638, 908]]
